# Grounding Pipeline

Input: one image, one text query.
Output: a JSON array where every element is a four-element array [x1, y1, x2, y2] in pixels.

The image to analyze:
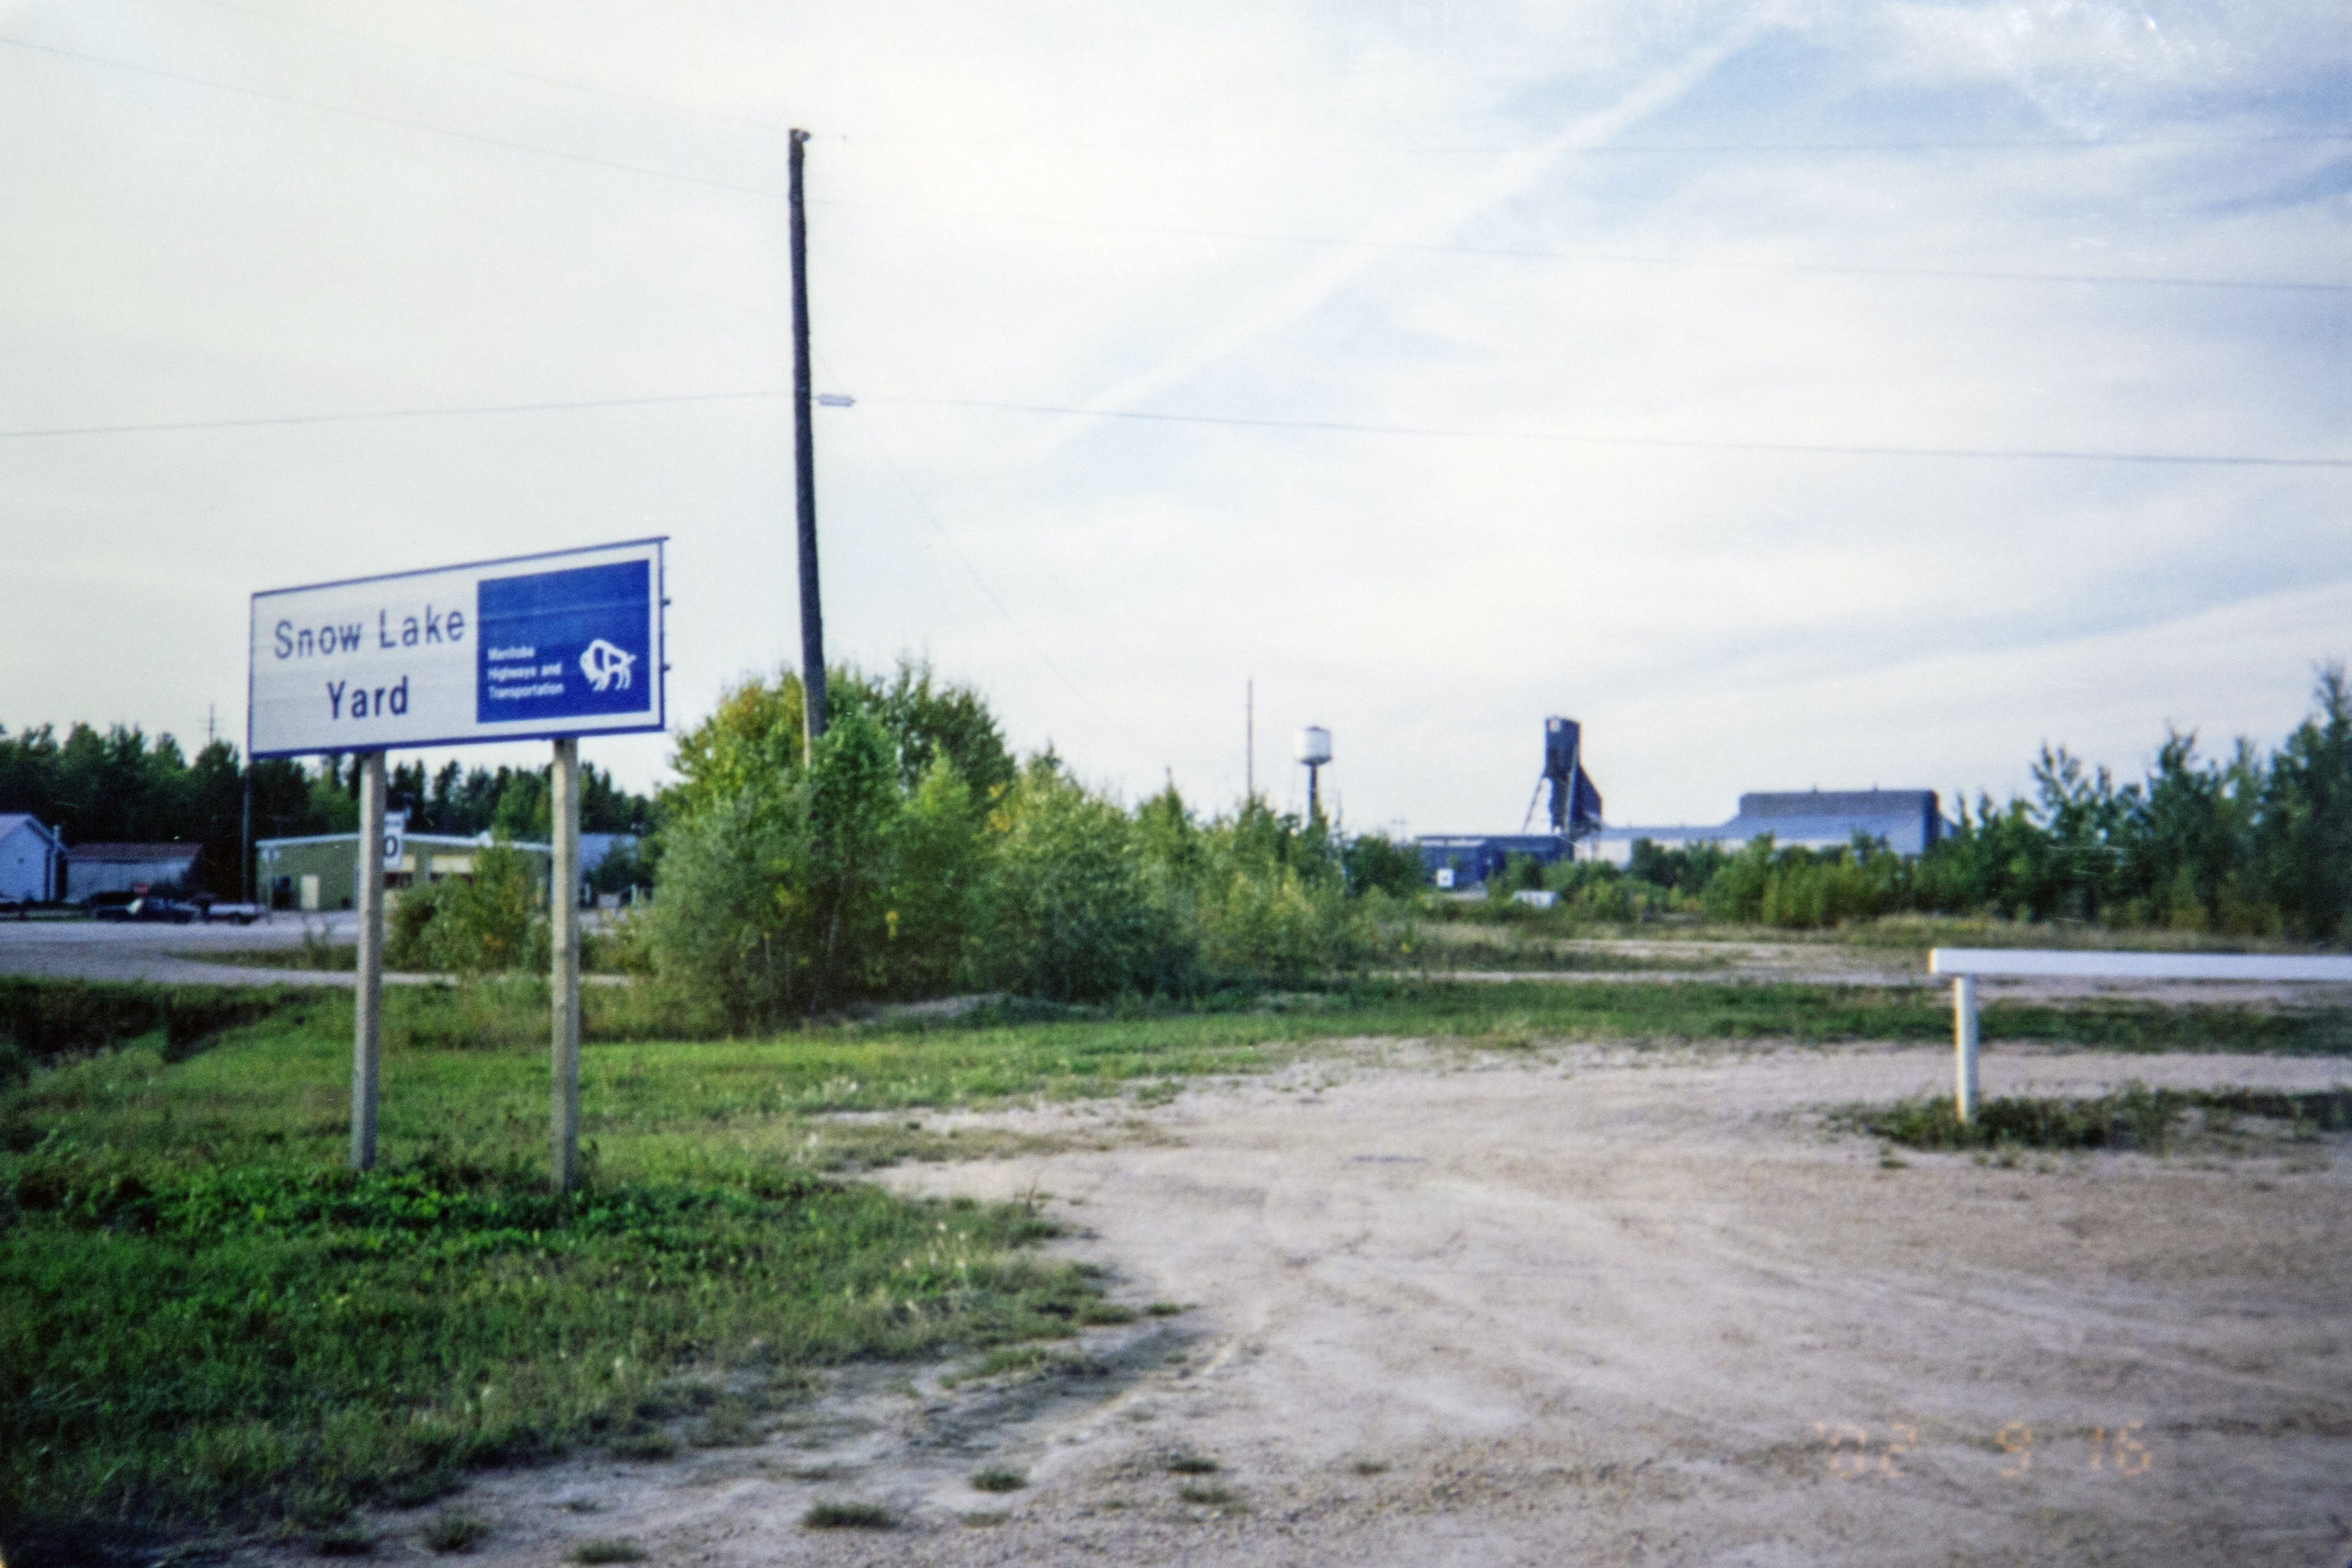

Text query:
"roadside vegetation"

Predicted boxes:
[[0, 998, 1128, 1554], [1835, 1083, 2352, 1153]]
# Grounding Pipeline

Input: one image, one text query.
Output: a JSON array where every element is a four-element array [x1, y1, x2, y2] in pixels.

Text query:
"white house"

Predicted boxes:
[[0, 814, 65, 901]]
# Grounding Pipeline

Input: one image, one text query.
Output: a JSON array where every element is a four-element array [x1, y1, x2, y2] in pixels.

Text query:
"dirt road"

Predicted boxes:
[[302, 1043, 2352, 1567]]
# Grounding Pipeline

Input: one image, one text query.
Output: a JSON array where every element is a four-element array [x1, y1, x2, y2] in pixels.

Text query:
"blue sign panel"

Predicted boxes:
[[476, 559, 654, 727]]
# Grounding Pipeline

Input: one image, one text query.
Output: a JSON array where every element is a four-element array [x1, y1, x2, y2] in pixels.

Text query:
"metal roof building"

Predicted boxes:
[[1590, 789, 1945, 864]]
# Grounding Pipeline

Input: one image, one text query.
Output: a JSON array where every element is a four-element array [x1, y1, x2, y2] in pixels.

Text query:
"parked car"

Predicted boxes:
[[0, 895, 25, 919], [94, 897, 198, 924], [194, 897, 264, 926]]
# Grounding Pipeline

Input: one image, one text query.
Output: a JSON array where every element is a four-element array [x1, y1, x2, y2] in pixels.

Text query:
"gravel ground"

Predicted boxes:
[[259, 1042, 2352, 1568]]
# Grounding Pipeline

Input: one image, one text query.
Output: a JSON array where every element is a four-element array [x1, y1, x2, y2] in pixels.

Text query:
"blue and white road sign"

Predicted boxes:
[[249, 539, 665, 757]]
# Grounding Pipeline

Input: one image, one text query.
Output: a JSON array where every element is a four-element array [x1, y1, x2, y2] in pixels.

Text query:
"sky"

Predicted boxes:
[[1, 0, 2346, 836]]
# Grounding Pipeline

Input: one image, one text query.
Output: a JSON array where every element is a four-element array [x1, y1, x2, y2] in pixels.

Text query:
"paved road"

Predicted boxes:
[[0, 914, 379, 987]]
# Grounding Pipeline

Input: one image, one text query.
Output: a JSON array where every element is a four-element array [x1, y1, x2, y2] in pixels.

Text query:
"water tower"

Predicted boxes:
[[1295, 726, 1332, 820]]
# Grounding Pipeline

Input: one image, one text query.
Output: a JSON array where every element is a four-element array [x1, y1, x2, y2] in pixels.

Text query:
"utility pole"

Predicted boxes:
[[1246, 679, 1255, 802], [788, 127, 828, 763]]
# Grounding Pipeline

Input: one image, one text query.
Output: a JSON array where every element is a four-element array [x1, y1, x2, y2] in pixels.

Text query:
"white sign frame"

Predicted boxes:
[[248, 538, 666, 758]]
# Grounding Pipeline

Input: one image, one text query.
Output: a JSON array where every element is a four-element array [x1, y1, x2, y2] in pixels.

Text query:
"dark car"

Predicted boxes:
[[95, 897, 198, 924], [0, 895, 25, 919]]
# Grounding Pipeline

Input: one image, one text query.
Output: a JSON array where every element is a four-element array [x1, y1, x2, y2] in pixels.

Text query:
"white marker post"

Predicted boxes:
[[251, 539, 666, 1190], [1929, 946, 2352, 1125], [352, 752, 387, 1169], [1951, 973, 1979, 1125]]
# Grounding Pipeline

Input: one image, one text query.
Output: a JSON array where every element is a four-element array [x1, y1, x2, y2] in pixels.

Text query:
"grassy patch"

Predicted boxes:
[[803, 1500, 895, 1529], [1834, 1084, 2352, 1152], [1166, 1453, 1219, 1474], [1177, 1483, 1239, 1506], [571, 1541, 646, 1564], [424, 1507, 492, 1552], [0, 1012, 1122, 1544], [969, 1466, 1027, 1493]]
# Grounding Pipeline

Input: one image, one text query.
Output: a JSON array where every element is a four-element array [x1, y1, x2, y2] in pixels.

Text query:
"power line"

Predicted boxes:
[[828, 130, 2352, 155], [0, 34, 786, 197], [852, 433, 1143, 747], [859, 395, 2352, 469], [6, 386, 2345, 469], [106, 7, 2352, 164], [0, 390, 783, 441], [175, 0, 797, 139], [16, 28, 2346, 306], [818, 198, 2352, 296]]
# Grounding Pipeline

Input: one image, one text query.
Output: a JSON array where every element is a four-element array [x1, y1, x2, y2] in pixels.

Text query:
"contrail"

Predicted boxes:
[[1012, 20, 1782, 465]]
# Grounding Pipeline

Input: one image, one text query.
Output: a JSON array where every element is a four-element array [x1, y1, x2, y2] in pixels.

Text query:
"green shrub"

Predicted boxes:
[[644, 786, 808, 1032], [387, 840, 545, 976], [990, 761, 1183, 1002]]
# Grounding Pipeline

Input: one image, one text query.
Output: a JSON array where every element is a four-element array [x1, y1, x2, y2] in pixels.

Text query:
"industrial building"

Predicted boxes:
[[64, 841, 201, 899], [1414, 713, 1942, 888], [0, 815, 65, 902], [1418, 716, 1603, 887], [257, 831, 553, 913], [1588, 789, 1944, 864]]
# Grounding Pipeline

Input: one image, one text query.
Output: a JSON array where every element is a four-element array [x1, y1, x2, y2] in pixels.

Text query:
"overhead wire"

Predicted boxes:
[[9, 29, 2343, 298], [0, 391, 783, 441], [854, 395, 2352, 469], [810, 352, 1143, 747], [100, 1, 2352, 160], [0, 34, 787, 197], [2, 389, 2346, 469], [814, 199, 2352, 296], [4, 21, 2344, 468], [173, 0, 799, 139]]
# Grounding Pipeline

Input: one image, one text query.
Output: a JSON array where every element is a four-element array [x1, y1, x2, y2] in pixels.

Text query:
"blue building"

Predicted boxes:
[[1417, 834, 1570, 890], [1420, 789, 1944, 888]]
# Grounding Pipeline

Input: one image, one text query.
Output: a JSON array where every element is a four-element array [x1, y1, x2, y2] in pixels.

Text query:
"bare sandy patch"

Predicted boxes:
[[260, 1043, 2351, 1566]]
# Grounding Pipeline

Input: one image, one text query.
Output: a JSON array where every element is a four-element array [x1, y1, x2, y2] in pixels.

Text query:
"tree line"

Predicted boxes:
[[0, 724, 652, 897]]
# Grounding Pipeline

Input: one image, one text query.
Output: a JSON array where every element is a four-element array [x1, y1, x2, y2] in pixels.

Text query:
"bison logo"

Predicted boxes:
[[580, 638, 636, 693]]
